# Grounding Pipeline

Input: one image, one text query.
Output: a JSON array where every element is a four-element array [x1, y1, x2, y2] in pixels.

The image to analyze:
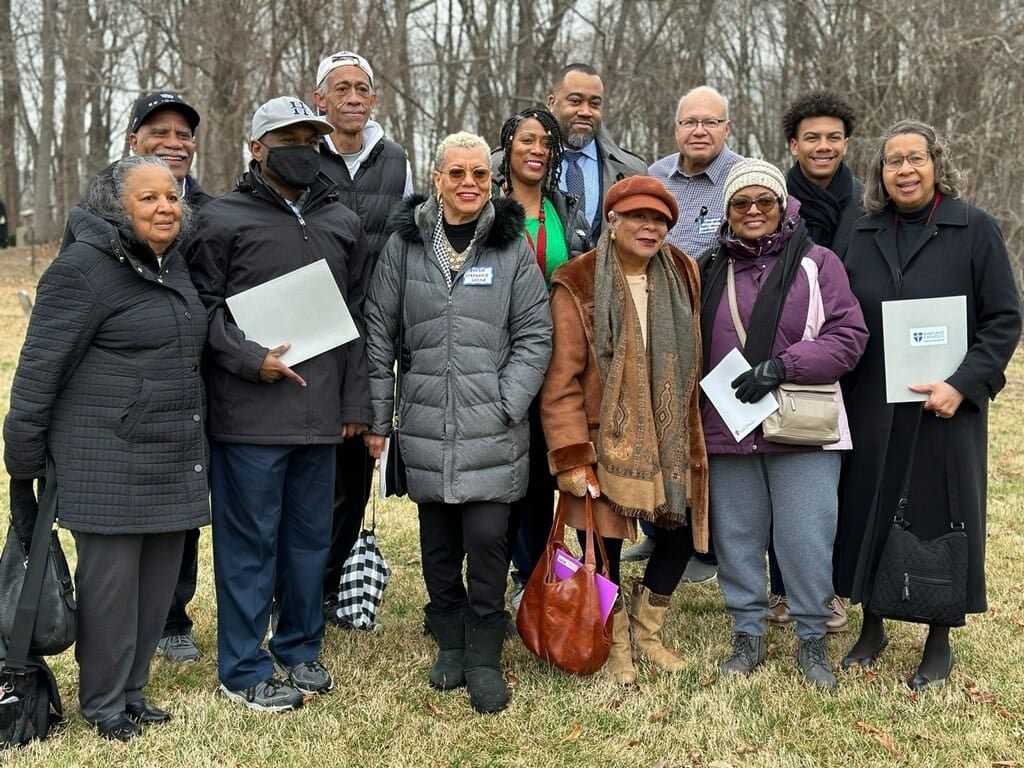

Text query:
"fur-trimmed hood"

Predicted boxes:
[[387, 193, 526, 249]]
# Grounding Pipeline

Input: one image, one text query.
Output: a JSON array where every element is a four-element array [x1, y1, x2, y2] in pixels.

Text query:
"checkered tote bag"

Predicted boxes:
[[335, 500, 390, 630]]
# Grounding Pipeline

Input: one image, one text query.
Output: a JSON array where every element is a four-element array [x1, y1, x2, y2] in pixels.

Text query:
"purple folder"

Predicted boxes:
[[551, 549, 619, 624]]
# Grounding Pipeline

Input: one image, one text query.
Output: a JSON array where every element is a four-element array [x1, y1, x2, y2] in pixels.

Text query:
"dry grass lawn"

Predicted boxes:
[[1, 244, 1023, 767]]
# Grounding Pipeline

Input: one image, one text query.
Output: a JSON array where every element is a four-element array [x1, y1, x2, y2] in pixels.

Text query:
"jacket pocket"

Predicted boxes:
[[115, 379, 155, 441]]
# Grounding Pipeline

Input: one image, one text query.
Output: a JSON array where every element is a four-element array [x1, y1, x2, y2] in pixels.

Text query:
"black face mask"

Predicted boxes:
[[264, 144, 322, 189]]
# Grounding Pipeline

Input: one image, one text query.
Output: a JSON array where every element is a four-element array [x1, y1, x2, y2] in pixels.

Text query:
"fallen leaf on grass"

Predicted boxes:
[[1008, 614, 1024, 630], [627, 739, 642, 747], [648, 707, 672, 722], [854, 722, 885, 735], [734, 741, 758, 755], [872, 733, 898, 756], [914, 731, 936, 741], [424, 701, 451, 721], [699, 674, 716, 687], [765, 642, 780, 659], [995, 706, 1013, 719], [504, 669, 518, 685], [863, 670, 878, 683], [562, 723, 583, 742], [964, 684, 998, 704]]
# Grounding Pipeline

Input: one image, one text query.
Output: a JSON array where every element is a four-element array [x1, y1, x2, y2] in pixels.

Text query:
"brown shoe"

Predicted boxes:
[[825, 595, 848, 633], [767, 594, 792, 625]]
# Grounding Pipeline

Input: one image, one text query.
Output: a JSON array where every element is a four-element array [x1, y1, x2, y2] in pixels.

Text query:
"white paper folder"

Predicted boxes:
[[226, 259, 358, 367], [881, 296, 967, 403]]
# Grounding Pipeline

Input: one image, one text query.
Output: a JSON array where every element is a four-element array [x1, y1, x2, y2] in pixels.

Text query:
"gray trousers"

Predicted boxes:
[[709, 451, 840, 639], [72, 530, 186, 722]]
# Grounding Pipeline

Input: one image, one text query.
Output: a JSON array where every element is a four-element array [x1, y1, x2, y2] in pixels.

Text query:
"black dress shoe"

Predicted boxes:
[[125, 699, 172, 724], [840, 635, 889, 670], [96, 713, 142, 741], [908, 647, 954, 691]]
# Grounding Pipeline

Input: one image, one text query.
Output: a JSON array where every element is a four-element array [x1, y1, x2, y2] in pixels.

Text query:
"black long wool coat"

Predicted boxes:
[[836, 195, 1021, 614]]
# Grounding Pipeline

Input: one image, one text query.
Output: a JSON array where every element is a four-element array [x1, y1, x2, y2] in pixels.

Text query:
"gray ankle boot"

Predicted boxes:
[[719, 632, 766, 676], [424, 606, 465, 690], [798, 636, 837, 690]]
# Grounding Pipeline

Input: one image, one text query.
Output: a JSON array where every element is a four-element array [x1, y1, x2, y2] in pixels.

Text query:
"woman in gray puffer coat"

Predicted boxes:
[[4, 156, 209, 741], [364, 132, 552, 715]]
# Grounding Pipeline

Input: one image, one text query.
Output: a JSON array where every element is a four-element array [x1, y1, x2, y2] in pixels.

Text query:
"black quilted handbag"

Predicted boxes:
[[869, 412, 968, 627]]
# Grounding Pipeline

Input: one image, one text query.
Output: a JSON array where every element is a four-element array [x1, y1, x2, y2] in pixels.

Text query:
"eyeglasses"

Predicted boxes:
[[729, 194, 779, 213], [882, 151, 931, 171], [442, 167, 491, 183], [676, 118, 727, 131]]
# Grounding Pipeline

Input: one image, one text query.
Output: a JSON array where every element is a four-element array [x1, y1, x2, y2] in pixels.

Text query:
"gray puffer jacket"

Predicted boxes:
[[365, 195, 553, 504], [4, 207, 210, 534]]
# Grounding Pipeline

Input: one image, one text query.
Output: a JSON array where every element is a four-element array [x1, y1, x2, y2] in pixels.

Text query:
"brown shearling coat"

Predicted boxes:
[[539, 245, 709, 551]]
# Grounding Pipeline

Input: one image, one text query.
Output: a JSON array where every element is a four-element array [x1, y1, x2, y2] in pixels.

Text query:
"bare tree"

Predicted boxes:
[[1, 0, 1020, 283]]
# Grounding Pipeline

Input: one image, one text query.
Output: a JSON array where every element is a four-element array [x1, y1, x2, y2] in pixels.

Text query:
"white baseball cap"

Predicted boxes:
[[316, 51, 374, 89]]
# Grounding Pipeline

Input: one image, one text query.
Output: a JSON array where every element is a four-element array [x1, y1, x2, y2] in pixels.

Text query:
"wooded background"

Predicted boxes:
[[1, 0, 1022, 280]]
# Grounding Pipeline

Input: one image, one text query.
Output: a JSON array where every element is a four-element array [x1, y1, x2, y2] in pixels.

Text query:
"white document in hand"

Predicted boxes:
[[226, 259, 358, 367], [699, 347, 779, 442], [881, 296, 968, 403]]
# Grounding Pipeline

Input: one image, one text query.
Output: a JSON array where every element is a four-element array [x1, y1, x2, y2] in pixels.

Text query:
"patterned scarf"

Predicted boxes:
[[592, 229, 697, 525], [430, 197, 493, 289]]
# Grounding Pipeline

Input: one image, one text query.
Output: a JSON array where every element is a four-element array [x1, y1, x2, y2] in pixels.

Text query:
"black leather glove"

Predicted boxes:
[[731, 357, 785, 403], [9, 477, 42, 547]]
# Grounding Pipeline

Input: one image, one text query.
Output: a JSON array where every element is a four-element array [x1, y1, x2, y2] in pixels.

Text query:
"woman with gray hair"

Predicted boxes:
[[363, 132, 552, 714], [4, 155, 209, 740], [837, 120, 1020, 689]]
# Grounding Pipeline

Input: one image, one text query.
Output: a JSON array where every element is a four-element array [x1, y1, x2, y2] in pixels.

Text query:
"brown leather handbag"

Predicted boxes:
[[516, 492, 612, 675]]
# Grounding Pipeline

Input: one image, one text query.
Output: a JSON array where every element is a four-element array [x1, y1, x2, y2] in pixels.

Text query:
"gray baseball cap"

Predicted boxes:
[[250, 96, 334, 140]]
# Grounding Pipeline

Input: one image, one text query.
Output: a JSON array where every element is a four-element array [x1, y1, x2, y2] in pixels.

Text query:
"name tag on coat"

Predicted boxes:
[[463, 266, 494, 286]]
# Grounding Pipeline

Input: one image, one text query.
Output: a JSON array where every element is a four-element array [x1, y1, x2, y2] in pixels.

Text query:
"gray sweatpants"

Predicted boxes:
[[709, 451, 840, 639]]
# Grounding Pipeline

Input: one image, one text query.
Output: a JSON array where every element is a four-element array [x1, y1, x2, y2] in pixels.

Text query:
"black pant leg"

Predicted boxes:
[[322, 435, 374, 597], [163, 526, 200, 636]]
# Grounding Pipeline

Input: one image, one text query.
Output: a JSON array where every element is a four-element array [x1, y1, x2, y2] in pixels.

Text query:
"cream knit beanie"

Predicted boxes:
[[722, 158, 787, 215]]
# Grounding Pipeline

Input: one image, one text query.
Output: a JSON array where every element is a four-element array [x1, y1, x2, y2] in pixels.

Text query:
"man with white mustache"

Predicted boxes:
[[128, 91, 212, 664], [128, 92, 212, 212]]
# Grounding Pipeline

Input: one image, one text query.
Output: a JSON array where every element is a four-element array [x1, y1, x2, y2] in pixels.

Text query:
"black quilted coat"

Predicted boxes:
[[4, 207, 210, 534]]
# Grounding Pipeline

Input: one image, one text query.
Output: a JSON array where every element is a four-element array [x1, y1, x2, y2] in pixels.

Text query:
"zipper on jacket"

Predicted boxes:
[[296, 212, 309, 241]]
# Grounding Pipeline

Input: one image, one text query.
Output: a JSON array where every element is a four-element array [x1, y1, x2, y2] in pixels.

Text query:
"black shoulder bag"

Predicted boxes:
[[869, 410, 968, 626], [1, 476, 68, 748]]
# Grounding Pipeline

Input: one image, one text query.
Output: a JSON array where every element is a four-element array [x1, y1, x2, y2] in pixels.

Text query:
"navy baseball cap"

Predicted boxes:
[[129, 92, 201, 135]]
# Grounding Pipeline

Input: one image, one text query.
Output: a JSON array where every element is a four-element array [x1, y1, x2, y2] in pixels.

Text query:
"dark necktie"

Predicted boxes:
[[564, 150, 586, 212]]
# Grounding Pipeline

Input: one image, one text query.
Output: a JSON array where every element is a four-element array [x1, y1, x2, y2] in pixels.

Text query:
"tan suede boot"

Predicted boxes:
[[607, 599, 636, 685], [629, 581, 685, 672]]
